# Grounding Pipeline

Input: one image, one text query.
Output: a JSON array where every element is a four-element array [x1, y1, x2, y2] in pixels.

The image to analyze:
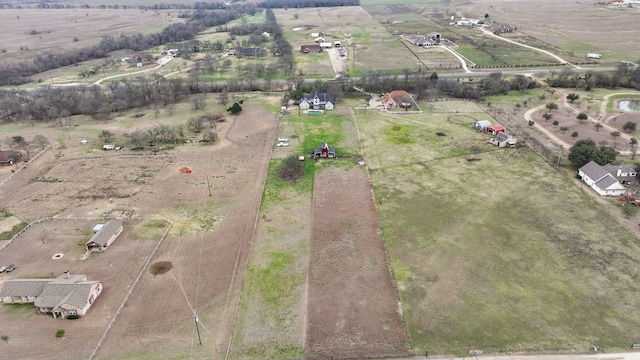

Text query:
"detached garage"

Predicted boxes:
[[85, 220, 123, 252]]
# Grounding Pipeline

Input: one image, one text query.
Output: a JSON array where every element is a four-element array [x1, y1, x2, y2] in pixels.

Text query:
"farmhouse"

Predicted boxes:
[[0, 273, 102, 319], [491, 24, 515, 34], [85, 219, 123, 253], [239, 47, 266, 57], [313, 142, 336, 158], [407, 35, 434, 47], [577, 161, 637, 196], [0, 151, 21, 166], [300, 92, 334, 110], [488, 132, 517, 147], [130, 53, 155, 63], [382, 90, 415, 109], [301, 45, 323, 53]]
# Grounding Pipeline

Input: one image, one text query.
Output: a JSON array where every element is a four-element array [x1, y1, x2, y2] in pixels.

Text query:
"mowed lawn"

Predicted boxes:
[[357, 101, 640, 356]]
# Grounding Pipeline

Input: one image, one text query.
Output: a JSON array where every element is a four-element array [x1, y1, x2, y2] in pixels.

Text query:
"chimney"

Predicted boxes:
[[617, 168, 622, 177]]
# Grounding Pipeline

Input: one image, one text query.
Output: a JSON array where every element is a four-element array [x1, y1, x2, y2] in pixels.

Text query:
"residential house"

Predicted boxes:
[[407, 35, 434, 47], [85, 219, 123, 253], [0, 273, 102, 319], [382, 90, 415, 109], [492, 24, 515, 34], [301, 45, 323, 53], [578, 160, 634, 196], [130, 53, 155, 63], [0, 151, 21, 166], [488, 132, 516, 147], [300, 92, 334, 110], [239, 47, 265, 57]]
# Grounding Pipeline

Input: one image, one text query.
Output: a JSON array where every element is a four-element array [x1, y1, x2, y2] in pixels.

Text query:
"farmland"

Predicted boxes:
[[2, 0, 640, 358]]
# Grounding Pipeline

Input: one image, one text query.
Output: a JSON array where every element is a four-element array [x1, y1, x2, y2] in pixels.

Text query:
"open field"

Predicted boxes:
[[0, 218, 166, 360], [0, 8, 182, 64], [355, 100, 640, 356], [0, 96, 279, 359], [464, 0, 640, 63]]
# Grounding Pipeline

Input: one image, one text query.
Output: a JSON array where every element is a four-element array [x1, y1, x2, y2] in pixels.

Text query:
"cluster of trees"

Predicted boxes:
[[568, 139, 617, 168], [258, 0, 359, 8], [547, 64, 640, 91], [0, 2, 228, 10], [2, 135, 49, 160]]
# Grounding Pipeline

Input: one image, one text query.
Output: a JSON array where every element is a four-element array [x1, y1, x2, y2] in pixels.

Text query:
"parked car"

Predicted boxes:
[[0, 266, 6, 272], [5, 264, 16, 272]]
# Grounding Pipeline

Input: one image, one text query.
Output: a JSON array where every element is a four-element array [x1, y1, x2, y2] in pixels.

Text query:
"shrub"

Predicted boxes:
[[67, 314, 80, 320], [55, 329, 65, 338], [528, 120, 534, 126]]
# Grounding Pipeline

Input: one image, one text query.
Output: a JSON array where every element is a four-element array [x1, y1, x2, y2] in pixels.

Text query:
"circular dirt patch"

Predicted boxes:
[[149, 261, 173, 276], [52, 253, 64, 260]]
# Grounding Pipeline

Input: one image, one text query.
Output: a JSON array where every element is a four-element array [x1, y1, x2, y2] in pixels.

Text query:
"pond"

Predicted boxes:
[[619, 100, 640, 112]]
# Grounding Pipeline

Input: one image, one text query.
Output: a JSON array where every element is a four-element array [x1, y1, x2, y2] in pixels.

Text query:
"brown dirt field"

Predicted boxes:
[[0, 219, 159, 360], [0, 102, 278, 359], [465, 0, 640, 59], [0, 9, 181, 64], [306, 167, 411, 360]]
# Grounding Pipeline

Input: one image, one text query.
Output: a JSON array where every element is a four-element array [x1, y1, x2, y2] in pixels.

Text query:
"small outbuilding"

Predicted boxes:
[[488, 132, 516, 147], [486, 124, 505, 135], [0, 151, 22, 166], [85, 220, 123, 253], [472, 120, 492, 132], [313, 142, 336, 158]]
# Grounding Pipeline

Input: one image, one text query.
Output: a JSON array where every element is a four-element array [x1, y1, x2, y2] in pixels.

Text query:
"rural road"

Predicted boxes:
[[92, 55, 174, 85], [389, 352, 640, 360], [479, 27, 581, 69]]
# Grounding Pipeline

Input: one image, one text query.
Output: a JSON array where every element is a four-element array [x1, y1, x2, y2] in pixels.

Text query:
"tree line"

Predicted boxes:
[[546, 63, 640, 91], [257, 0, 360, 8], [0, 4, 257, 86]]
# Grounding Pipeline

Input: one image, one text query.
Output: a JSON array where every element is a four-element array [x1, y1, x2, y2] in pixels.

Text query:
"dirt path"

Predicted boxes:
[[306, 167, 412, 359]]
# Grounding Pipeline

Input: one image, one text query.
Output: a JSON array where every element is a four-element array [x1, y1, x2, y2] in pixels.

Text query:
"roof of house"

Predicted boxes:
[[301, 45, 322, 52], [603, 164, 637, 178], [0, 279, 51, 297], [580, 161, 611, 181], [382, 90, 412, 104], [493, 132, 511, 142], [34, 281, 100, 310], [0, 151, 21, 163], [86, 219, 122, 247], [302, 92, 334, 104], [488, 125, 505, 130]]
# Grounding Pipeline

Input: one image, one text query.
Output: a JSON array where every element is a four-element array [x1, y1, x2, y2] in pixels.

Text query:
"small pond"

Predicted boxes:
[[619, 100, 640, 112]]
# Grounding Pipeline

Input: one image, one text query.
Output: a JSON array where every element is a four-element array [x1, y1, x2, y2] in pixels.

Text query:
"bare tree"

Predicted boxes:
[[32, 134, 49, 149]]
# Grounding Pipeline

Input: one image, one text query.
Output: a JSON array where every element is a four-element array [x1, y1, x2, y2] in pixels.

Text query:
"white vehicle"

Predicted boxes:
[[103, 144, 115, 150], [276, 142, 289, 147], [278, 138, 289, 142], [0, 266, 6, 272]]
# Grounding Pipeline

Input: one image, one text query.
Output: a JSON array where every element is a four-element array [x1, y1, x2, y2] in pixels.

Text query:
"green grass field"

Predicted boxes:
[[355, 100, 640, 356]]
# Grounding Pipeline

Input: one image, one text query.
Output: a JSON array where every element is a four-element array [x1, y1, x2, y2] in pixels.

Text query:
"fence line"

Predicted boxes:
[[89, 217, 172, 360], [0, 145, 51, 187]]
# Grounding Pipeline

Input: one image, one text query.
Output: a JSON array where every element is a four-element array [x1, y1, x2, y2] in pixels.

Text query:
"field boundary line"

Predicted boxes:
[[224, 113, 279, 360], [89, 216, 173, 360], [0, 145, 52, 188]]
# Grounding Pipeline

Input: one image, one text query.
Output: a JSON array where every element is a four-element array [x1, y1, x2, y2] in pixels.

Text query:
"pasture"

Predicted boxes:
[[356, 100, 640, 356]]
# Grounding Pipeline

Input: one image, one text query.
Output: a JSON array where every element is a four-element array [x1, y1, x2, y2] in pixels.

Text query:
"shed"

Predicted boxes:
[[486, 124, 505, 135], [313, 142, 336, 158], [85, 220, 123, 253], [472, 120, 492, 132], [489, 132, 516, 147]]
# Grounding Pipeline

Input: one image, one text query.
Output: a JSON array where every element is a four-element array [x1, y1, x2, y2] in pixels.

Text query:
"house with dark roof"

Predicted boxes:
[[407, 35, 434, 47], [301, 45, 323, 53], [85, 219, 123, 253], [0, 274, 102, 319], [0, 151, 21, 166], [300, 92, 334, 110], [239, 47, 266, 57], [578, 160, 634, 196]]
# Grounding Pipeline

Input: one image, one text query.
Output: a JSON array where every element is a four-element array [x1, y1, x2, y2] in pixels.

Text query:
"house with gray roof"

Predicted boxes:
[[85, 219, 123, 253], [0, 273, 102, 319], [578, 161, 631, 196], [300, 92, 334, 110]]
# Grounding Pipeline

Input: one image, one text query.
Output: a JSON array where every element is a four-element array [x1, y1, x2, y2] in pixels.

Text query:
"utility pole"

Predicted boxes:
[[194, 316, 202, 345]]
